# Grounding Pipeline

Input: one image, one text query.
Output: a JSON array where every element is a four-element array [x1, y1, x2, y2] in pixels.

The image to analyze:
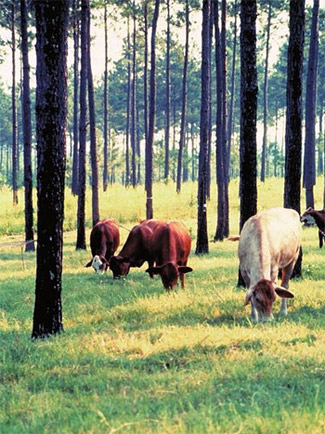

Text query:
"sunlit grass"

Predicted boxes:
[[0, 178, 325, 433]]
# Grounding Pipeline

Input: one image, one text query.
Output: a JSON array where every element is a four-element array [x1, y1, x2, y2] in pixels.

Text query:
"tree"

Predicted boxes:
[[196, 0, 211, 255], [76, 0, 88, 250], [20, 0, 34, 252], [32, 0, 69, 339], [87, 0, 100, 226], [284, 0, 305, 278], [103, 3, 109, 191], [146, 0, 160, 219], [11, 1, 18, 205], [164, 0, 171, 181], [303, 0, 319, 208]]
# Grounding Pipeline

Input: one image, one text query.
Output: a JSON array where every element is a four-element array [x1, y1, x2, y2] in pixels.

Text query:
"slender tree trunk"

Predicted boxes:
[[284, 0, 305, 278], [238, 0, 258, 285], [176, 0, 189, 193], [72, 0, 80, 196], [125, 17, 131, 186], [87, 0, 100, 226], [131, 7, 137, 187], [261, 1, 272, 182], [76, 0, 88, 250], [164, 0, 170, 181], [227, 0, 237, 163], [196, 0, 211, 255], [11, 2, 18, 205], [146, 0, 160, 218], [20, 0, 34, 252], [103, 4, 109, 191], [303, 0, 319, 208], [32, 0, 68, 339]]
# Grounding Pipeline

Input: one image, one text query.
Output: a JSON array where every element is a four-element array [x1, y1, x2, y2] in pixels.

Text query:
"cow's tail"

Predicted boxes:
[[228, 235, 240, 242]]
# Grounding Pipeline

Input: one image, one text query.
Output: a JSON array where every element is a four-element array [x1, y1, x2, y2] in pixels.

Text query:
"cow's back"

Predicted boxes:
[[91, 220, 120, 254]]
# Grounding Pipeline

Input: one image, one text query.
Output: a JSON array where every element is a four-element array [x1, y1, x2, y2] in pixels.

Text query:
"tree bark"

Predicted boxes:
[[125, 17, 131, 186], [11, 2, 18, 206], [196, 0, 211, 255], [164, 0, 170, 181], [131, 6, 137, 187], [146, 0, 160, 219], [32, 0, 69, 339], [284, 0, 305, 278], [20, 0, 34, 252], [72, 0, 80, 196], [103, 4, 109, 192]]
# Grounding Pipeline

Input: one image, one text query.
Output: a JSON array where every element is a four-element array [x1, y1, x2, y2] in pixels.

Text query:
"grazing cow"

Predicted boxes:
[[300, 207, 325, 248], [109, 220, 158, 279], [85, 220, 120, 273], [232, 208, 300, 322], [145, 220, 193, 290]]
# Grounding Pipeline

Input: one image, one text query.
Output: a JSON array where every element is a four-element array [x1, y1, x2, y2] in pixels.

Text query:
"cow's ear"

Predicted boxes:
[[146, 267, 161, 275], [275, 286, 294, 299], [178, 266, 193, 274], [85, 260, 92, 268]]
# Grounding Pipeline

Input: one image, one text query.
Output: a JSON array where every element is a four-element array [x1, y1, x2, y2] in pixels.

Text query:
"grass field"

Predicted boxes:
[[0, 179, 325, 433]]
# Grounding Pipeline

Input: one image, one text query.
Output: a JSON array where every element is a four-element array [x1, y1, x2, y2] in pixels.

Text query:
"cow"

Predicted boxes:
[[300, 207, 325, 248], [231, 208, 301, 322], [145, 220, 193, 290], [109, 219, 159, 279], [85, 220, 120, 273]]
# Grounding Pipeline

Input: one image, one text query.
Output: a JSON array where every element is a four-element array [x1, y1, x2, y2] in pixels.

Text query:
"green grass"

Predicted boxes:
[[0, 179, 325, 433]]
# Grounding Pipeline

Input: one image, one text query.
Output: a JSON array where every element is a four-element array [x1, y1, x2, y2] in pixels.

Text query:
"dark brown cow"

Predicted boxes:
[[145, 220, 192, 290], [300, 207, 325, 248], [109, 220, 158, 278], [85, 220, 120, 273]]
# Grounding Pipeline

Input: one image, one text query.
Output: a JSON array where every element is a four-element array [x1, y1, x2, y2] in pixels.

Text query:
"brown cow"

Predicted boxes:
[[300, 207, 325, 248], [109, 220, 158, 279], [231, 208, 300, 322], [145, 220, 192, 290], [85, 220, 120, 273]]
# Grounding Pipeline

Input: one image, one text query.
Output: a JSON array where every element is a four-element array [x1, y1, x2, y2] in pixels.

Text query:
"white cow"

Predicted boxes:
[[234, 207, 301, 322]]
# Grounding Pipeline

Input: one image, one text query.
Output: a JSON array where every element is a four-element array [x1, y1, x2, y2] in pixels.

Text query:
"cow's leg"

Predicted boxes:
[[279, 262, 295, 316], [180, 272, 185, 289], [319, 230, 323, 248], [147, 260, 155, 278]]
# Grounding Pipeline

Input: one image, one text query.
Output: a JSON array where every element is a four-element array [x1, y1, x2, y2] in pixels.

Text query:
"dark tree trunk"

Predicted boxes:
[[125, 17, 131, 186], [20, 0, 34, 252], [76, 0, 88, 250], [196, 0, 211, 255], [227, 0, 237, 165], [261, 1, 272, 183], [131, 7, 137, 187], [32, 0, 69, 339], [284, 0, 305, 278], [146, 0, 160, 219], [87, 1, 100, 226], [72, 0, 80, 196], [164, 0, 170, 181], [143, 1, 149, 181], [11, 2, 18, 206], [176, 0, 189, 193], [238, 0, 258, 285], [303, 0, 319, 209], [103, 3, 109, 192]]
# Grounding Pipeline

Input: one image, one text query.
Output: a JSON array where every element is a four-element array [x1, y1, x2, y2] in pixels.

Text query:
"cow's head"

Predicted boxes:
[[301, 207, 316, 226], [146, 262, 192, 290], [109, 255, 131, 278], [245, 279, 294, 322], [85, 255, 109, 273]]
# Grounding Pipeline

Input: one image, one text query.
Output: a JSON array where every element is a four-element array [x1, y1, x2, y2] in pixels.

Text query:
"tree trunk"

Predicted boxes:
[[32, 0, 69, 339], [71, 0, 80, 196], [131, 7, 137, 187], [303, 0, 319, 209], [261, 1, 272, 183], [164, 0, 170, 181], [227, 0, 237, 168], [284, 0, 305, 278], [125, 17, 131, 186], [11, 2, 18, 206], [196, 0, 211, 255], [76, 0, 88, 250], [238, 0, 258, 285], [146, 0, 160, 218], [103, 4, 109, 192], [20, 0, 34, 252], [176, 0, 189, 193], [87, 0, 100, 226]]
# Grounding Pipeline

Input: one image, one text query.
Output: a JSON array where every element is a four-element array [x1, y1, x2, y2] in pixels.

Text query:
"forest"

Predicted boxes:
[[0, 0, 325, 432]]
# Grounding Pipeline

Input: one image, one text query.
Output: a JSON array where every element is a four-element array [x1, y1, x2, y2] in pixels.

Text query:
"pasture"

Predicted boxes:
[[0, 179, 325, 433]]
